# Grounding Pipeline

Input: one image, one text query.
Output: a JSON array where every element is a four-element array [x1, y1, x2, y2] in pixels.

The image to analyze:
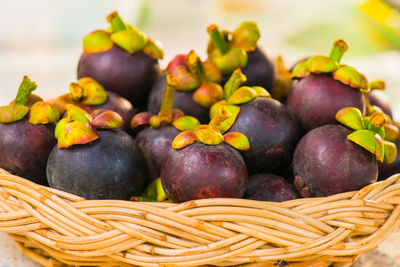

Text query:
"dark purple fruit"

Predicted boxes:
[[94, 91, 136, 134], [161, 143, 247, 203], [136, 125, 179, 182], [0, 117, 55, 184], [293, 124, 378, 197], [47, 130, 146, 200], [287, 74, 365, 132], [229, 97, 299, 174], [244, 173, 298, 202], [378, 138, 400, 180], [78, 45, 160, 108], [368, 90, 392, 118], [148, 75, 209, 123], [221, 47, 275, 91]]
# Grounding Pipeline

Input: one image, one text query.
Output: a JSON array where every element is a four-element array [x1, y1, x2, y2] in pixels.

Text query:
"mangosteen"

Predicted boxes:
[[148, 51, 223, 123], [244, 173, 298, 202], [47, 105, 146, 200], [287, 39, 368, 132], [0, 76, 59, 184], [77, 11, 163, 108], [131, 74, 200, 182], [161, 106, 249, 203], [210, 69, 299, 174], [206, 22, 275, 91], [52, 77, 136, 134], [293, 107, 396, 197]]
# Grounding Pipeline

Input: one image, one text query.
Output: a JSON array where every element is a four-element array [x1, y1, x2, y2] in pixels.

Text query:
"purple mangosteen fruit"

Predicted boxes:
[[52, 77, 136, 134], [293, 107, 397, 197], [0, 76, 59, 184], [148, 51, 223, 123], [46, 105, 146, 200], [210, 69, 299, 174], [77, 12, 163, 108], [244, 173, 298, 202], [207, 22, 275, 91], [131, 74, 200, 182], [287, 39, 368, 132], [161, 106, 249, 203]]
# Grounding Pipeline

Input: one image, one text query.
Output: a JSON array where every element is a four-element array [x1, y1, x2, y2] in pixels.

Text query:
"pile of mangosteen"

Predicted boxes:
[[0, 12, 398, 204]]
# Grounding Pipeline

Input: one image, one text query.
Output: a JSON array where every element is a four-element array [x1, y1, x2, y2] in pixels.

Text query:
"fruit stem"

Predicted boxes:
[[207, 24, 230, 54], [186, 50, 205, 80], [209, 106, 231, 131], [329, 39, 348, 64], [159, 74, 179, 122], [106, 11, 126, 32], [224, 69, 247, 100], [14, 76, 37, 106]]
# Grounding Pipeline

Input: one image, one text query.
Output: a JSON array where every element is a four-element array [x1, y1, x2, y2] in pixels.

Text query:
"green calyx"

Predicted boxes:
[[55, 104, 122, 148], [172, 106, 250, 150], [70, 77, 108, 106], [271, 56, 293, 101], [0, 76, 58, 125], [291, 39, 370, 91], [207, 22, 260, 75], [82, 11, 163, 59], [335, 107, 396, 163], [132, 178, 167, 202], [169, 50, 224, 109], [209, 69, 270, 133], [130, 74, 200, 131]]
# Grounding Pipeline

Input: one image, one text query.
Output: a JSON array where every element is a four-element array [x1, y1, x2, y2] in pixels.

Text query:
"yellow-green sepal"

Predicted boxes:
[[363, 116, 386, 139], [82, 30, 114, 55], [172, 116, 200, 131], [139, 178, 167, 202], [347, 129, 385, 162], [73, 77, 108, 106], [90, 110, 123, 129], [223, 132, 250, 151], [142, 38, 164, 60], [172, 130, 197, 149], [251, 86, 271, 98], [130, 112, 152, 129], [291, 60, 310, 79], [306, 56, 339, 74], [65, 104, 92, 124], [232, 21, 260, 52], [333, 65, 369, 91], [383, 140, 397, 164], [57, 121, 99, 148], [193, 82, 224, 109], [210, 101, 240, 134], [227, 86, 257, 105], [335, 107, 364, 130], [55, 118, 69, 139], [28, 101, 60, 125], [0, 104, 29, 123], [384, 123, 399, 142], [195, 128, 224, 145], [210, 47, 248, 75], [110, 28, 147, 54]]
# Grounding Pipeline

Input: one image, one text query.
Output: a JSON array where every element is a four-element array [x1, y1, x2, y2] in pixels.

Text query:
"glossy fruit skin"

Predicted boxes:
[[136, 125, 179, 182], [286, 74, 365, 132], [47, 130, 146, 200], [0, 118, 55, 185], [161, 143, 248, 203], [77, 45, 161, 109], [368, 90, 392, 118], [221, 47, 275, 91], [293, 124, 378, 197], [95, 91, 136, 134], [228, 97, 299, 174], [378, 138, 400, 180], [244, 173, 298, 202], [147, 75, 209, 123]]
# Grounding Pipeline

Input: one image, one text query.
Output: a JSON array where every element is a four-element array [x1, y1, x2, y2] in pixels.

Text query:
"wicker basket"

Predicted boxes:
[[0, 167, 399, 267]]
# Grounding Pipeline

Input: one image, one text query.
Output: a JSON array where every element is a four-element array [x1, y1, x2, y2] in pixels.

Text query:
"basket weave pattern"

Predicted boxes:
[[0, 168, 400, 267]]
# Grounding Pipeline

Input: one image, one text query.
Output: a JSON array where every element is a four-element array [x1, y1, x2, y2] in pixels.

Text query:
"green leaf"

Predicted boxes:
[[335, 107, 364, 130], [383, 140, 397, 164], [347, 130, 384, 162]]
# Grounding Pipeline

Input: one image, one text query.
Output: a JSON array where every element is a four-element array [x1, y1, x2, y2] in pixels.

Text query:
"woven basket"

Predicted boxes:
[[0, 168, 400, 267]]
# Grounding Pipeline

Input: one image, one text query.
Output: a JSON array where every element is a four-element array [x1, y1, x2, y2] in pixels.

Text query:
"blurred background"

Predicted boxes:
[[0, 0, 399, 113]]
